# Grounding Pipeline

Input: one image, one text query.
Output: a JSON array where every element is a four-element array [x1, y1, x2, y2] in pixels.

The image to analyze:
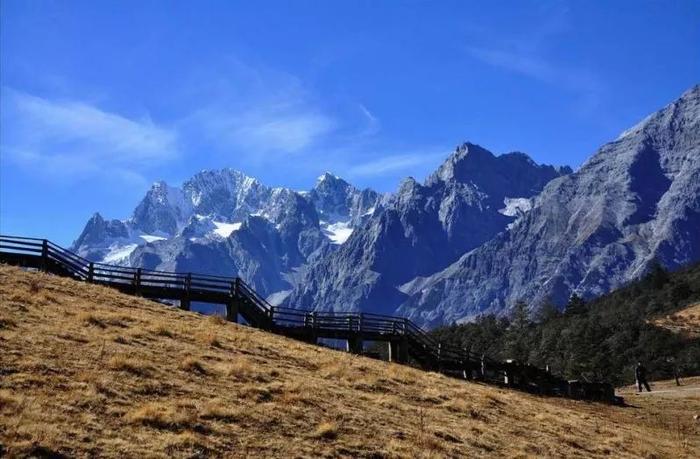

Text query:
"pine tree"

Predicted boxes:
[[565, 293, 586, 315], [646, 261, 669, 289], [505, 300, 531, 362], [534, 297, 561, 323]]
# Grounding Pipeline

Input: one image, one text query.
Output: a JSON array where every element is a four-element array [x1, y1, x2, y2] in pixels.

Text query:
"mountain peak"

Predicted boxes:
[[89, 212, 105, 223], [316, 171, 344, 184], [428, 143, 496, 184]]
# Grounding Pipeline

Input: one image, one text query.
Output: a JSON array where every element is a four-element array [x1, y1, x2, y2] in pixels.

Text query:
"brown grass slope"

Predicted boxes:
[[653, 302, 700, 338], [0, 264, 698, 458]]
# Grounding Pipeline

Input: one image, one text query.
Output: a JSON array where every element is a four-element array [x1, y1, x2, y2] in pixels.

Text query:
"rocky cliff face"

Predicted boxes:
[[284, 143, 571, 315], [398, 85, 700, 326], [71, 170, 379, 301]]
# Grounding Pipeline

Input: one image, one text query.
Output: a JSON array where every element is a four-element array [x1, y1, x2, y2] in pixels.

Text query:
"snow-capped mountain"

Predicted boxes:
[[308, 172, 384, 244], [71, 170, 379, 301], [284, 143, 572, 315]]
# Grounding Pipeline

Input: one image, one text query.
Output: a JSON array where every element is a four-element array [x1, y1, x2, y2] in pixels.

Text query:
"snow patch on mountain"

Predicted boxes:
[[212, 221, 242, 238], [321, 220, 354, 244], [103, 243, 139, 264], [140, 234, 167, 243], [498, 197, 532, 217]]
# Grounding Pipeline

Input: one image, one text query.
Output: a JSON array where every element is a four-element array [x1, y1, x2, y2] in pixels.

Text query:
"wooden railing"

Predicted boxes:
[[0, 234, 620, 403]]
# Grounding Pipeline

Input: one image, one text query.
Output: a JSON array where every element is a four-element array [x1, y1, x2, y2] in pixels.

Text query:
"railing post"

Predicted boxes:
[[88, 262, 94, 283], [234, 278, 241, 297], [40, 240, 48, 272], [462, 347, 470, 380], [226, 298, 239, 324], [134, 268, 142, 294], [358, 313, 363, 332], [269, 306, 275, 321]]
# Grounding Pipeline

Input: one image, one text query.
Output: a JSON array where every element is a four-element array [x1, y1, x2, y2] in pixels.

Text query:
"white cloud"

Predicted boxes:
[[196, 104, 335, 154], [356, 103, 380, 137], [170, 58, 333, 156], [0, 88, 177, 181], [347, 150, 448, 178]]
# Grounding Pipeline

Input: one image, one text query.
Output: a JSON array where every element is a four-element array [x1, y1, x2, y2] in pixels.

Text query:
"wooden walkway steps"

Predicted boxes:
[[0, 235, 619, 403]]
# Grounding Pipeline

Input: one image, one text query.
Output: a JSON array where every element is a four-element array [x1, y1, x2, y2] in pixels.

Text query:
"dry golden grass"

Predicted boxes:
[[653, 302, 700, 338], [1, 264, 698, 458]]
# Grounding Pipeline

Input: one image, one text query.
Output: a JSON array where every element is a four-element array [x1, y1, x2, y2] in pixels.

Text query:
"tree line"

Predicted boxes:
[[429, 262, 700, 386]]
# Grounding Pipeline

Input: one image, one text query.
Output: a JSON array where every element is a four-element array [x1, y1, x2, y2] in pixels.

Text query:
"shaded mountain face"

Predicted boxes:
[[398, 85, 700, 326], [71, 170, 379, 300], [284, 143, 571, 315]]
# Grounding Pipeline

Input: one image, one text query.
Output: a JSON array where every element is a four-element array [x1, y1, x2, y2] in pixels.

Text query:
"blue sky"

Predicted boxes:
[[1, 0, 698, 245]]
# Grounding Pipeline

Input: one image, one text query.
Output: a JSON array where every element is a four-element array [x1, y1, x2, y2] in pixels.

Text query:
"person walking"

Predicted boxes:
[[635, 362, 651, 392]]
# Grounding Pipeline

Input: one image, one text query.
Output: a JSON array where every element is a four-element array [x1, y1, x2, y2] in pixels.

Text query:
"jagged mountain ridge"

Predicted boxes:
[[284, 144, 571, 315], [72, 84, 700, 327], [398, 84, 700, 326], [71, 170, 380, 300]]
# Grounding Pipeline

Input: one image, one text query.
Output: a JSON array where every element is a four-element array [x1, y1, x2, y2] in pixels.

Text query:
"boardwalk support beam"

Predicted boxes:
[[180, 273, 192, 311], [347, 336, 363, 354], [226, 299, 239, 323], [40, 239, 48, 272], [389, 339, 408, 364]]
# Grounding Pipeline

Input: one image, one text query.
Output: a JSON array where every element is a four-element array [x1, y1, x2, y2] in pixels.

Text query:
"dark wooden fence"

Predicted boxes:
[[0, 235, 619, 403]]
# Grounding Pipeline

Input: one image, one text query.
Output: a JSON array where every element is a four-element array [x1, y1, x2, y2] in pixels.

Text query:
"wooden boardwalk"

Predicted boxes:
[[0, 235, 618, 403]]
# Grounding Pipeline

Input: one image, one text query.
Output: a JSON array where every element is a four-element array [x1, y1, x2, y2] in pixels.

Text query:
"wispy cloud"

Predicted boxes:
[[177, 59, 345, 158], [0, 88, 177, 182], [356, 103, 381, 137], [464, 4, 604, 115], [347, 150, 448, 178], [466, 46, 601, 97], [194, 104, 335, 154]]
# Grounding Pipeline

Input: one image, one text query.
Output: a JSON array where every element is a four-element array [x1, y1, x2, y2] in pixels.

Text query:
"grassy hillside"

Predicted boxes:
[[653, 302, 700, 338], [431, 263, 700, 386], [0, 265, 698, 458]]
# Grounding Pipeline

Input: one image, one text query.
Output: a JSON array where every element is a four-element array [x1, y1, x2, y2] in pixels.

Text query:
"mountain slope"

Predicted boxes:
[[400, 85, 700, 325], [1, 265, 698, 458], [286, 144, 570, 315]]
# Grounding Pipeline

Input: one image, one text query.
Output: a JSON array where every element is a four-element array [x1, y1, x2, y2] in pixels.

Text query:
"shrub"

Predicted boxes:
[[181, 357, 207, 375], [312, 421, 338, 440], [108, 356, 151, 377]]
